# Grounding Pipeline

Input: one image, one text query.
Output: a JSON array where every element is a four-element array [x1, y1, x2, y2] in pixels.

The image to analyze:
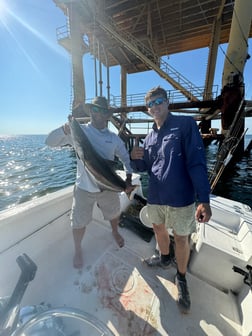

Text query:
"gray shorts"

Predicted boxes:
[[70, 186, 121, 229], [147, 203, 196, 236]]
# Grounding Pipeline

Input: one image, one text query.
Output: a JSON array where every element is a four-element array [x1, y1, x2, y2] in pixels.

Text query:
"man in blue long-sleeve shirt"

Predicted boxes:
[[131, 86, 212, 313]]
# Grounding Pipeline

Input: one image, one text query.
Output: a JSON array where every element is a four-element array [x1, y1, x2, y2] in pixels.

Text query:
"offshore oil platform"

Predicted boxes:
[[52, 0, 252, 190], [1, 4, 252, 334]]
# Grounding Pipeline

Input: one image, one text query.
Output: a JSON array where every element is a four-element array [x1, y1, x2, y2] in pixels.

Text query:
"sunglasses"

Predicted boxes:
[[147, 97, 167, 108], [92, 106, 109, 114]]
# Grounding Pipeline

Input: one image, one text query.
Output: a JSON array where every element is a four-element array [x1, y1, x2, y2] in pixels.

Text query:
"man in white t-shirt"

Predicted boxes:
[[46, 97, 134, 268]]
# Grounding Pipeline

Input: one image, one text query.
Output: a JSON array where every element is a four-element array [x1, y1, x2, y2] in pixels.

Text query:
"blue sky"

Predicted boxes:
[[0, 0, 252, 135]]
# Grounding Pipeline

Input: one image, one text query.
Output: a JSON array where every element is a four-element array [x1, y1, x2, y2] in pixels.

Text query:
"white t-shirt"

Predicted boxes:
[[45, 123, 133, 192]]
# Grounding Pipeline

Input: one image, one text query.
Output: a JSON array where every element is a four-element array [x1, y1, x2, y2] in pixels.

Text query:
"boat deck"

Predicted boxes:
[[0, 208, 243, 336]]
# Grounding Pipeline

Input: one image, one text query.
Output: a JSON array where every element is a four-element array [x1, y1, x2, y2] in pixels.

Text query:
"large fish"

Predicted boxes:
[[69, 118, 127, 192]]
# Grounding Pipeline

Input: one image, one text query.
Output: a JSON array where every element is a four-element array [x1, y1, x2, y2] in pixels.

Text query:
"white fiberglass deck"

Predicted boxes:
[[0, 208, 243, 336]]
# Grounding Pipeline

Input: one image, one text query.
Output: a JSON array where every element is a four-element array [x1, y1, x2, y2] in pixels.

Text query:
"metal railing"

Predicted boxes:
[[109, 86, 219, 107]]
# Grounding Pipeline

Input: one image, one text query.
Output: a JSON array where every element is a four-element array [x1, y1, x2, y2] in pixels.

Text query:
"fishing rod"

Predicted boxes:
[[209, 99, 246, 187], [210, 127, 248, 192]]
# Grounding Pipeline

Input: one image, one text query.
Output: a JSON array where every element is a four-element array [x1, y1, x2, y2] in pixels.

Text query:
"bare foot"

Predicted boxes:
[[73, 250, 83, 268], [112, 231, 124, 248]]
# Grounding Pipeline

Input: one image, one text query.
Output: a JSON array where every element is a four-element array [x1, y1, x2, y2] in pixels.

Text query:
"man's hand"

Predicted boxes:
[[124, 174, 135, 197], [195, 203, 212, 222], [62, 115, 72, 135], [62, 123, 70, 135], [131, 138, 144, 160], [131, 146, 144, 160]]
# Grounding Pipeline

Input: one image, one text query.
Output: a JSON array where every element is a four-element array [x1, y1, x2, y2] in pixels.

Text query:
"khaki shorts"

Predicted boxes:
[[71, 186, 121, 229], [147, 203, 196, 236]]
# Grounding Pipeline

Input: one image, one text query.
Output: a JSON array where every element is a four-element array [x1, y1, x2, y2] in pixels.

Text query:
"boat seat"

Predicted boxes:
[[189, 218, 252, 292], [208, 206, 242, 233]]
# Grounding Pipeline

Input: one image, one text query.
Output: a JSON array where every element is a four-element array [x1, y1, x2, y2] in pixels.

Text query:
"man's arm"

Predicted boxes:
[[45, 123, 72, 147]]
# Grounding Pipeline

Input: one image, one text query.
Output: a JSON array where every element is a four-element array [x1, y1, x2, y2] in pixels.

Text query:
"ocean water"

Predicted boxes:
[[0, 135, 76, 211], [0, 134, 251, 212]]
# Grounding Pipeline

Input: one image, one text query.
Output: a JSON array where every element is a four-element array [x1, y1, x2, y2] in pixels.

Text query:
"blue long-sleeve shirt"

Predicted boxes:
[[131, 114, 210, 207]]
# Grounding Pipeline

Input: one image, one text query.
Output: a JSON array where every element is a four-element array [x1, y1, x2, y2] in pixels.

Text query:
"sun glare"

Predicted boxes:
[[0, 0, 6, 13], [0, 0, 8, 21]]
